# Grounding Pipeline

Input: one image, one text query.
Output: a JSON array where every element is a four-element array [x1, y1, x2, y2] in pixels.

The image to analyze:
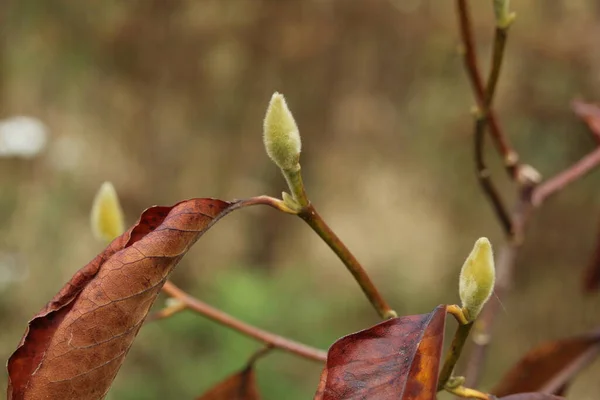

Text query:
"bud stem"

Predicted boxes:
[[443, 384, 490, 399], [437, 318, 474, 391], [282, 167, 309, 208]]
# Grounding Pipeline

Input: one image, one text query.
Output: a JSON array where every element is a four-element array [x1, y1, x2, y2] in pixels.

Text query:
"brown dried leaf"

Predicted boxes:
[[7, 198, 236, 400], [314, 305, 446, 400], [492, 331, 600, 397], [196, 366, 260, 400], [313, 366, 328, 400]]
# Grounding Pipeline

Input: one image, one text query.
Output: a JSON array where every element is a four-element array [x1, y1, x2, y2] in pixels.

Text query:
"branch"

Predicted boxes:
[[572, 100, 600, 143], [158, 280, 327, 363], [240, 196, 396, 320], [298, 205, 397, 320], [475, 116, 513, 237], [457, 0, 600, 390], [456, 0, 518, 176], [532, 146, 600, 206], [457, 0, 515, 237]]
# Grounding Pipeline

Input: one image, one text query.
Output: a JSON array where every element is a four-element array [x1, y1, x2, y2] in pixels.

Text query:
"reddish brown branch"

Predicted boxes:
[[456, 0, 518, 175], [532, 146, 600, 206], [456, 0, 600, 390], [457, 0, 514, 238], [572, 100, 600, 143], [242, 196, 396, 319], [298, 204, 396, 320], [160, 281, 327, 362], [475, 117, 514, 237]]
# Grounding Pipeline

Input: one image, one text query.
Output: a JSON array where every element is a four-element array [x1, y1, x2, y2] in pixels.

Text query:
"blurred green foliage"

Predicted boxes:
[[1, 0, 600, 398]]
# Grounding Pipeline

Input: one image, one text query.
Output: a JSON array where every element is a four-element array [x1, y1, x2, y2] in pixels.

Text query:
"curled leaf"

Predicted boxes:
[[492, 330, 600, 397], [315, 305, 446, 400], [8, 198, 237, 400], [196, 366, 260, 400]]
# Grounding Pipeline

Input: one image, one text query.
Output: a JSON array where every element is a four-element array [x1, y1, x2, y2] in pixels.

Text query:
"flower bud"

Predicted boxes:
[[91, 181, 125, 242], [263, 92, 301, 172], [493, 0, 516, 28], [459, 237, 495, 321]]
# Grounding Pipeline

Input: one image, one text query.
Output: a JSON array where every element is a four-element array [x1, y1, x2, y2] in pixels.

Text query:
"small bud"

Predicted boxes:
[[263, 92, 301, 172], [493, 0, 516, 29], [281, 191, 301, 212], [91, 182, 125, 242], [165, 297, 184, 308], [459, 237, 495, 321]]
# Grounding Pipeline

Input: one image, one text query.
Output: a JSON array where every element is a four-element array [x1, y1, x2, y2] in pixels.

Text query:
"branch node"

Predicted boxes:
[[516, 164, 542, 188]]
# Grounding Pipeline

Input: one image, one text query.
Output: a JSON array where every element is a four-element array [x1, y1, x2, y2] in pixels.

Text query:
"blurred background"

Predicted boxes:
[[1, 1, 600, 399]]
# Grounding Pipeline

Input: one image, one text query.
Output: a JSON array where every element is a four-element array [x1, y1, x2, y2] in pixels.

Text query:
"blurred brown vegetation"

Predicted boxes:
[[1, 1, 600, 399]]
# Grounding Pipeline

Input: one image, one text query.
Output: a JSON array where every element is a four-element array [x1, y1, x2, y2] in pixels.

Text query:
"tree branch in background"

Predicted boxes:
[[572, 100, 600, 143], [465, 137, 600, 385], [456, 1, 600, 389], [532, 146, 600, 206], [154, 280, 328, 363], [474, 116, 513, 237], [457, 0, 516, 238], [456, 0, 519, 177]]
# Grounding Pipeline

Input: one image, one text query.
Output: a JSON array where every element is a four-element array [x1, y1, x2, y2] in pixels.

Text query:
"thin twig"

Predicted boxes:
[[532, 146, 600, 206], [572, 100, 600, 143], [484, 27, 508, 106], [246, 345, 274, 367], [240, 195, 395, 319], [456, 0, 518, 175], [298, 204, 397, 320], [146, 298, 186, 322], [457, 0, 515, 238], [475, 116, 513, 237], [160, 280, 327, 362], [457, 0, 600, 390]]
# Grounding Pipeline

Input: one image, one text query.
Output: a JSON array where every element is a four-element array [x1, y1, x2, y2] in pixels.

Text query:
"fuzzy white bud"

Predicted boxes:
[[459, 237, 496, 321], [91, 182, 125, 242], [263, 92, 301, 171]]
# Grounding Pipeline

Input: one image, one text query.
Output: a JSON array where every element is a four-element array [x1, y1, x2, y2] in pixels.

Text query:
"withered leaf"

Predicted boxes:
[[492, 330, 600, 397], [196, 366, 260, 400], [314, 305, 446, 400], [7, 198, 238, 400]]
